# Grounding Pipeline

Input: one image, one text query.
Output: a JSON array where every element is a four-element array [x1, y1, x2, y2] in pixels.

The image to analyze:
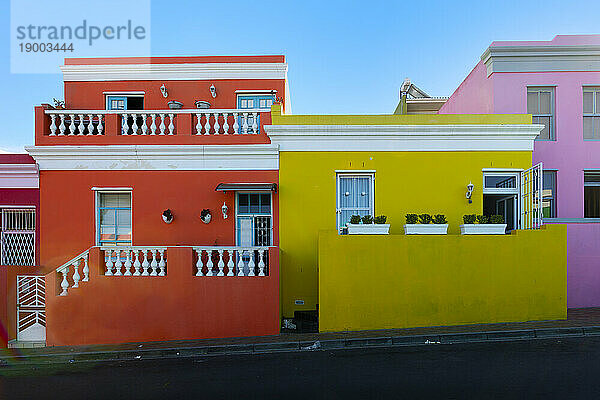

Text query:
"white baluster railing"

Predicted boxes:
[[101, 247, 167, 277], [46, 111, 105, 136], [56, 248, 91, 296], [46, 109, 263, 137], [192, 247, 270, 277]]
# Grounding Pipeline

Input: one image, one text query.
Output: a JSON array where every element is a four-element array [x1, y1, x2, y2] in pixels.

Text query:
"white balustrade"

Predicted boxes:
[[193, 247, 269, 277], [101, 247, 167, 277], [46, 112, 105, 136], [56, 249, 90, 296], [46, 109, 263, 137]]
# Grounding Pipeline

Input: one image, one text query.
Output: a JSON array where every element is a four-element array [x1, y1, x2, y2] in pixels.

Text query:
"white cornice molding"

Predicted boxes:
[[60, 62, 288, 82], [25, 145, 279, 171], [0, 164, 39, 188], [264, 124, 542, 152], [481, 44, 600, 76]]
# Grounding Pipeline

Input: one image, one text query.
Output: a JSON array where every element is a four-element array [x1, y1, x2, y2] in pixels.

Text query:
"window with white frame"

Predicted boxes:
[[583, 87, 600, 140], [336, 173, 374, 232], [0, 208, 35, 266], [97, 193, 132, 246], [527, 87, 555, 140], [542, 171, 557, 218], [584, 172, 600, 218], [236, 193, 272, 246]]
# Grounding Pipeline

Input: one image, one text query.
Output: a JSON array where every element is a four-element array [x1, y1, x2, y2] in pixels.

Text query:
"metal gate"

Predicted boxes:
[[519, 163, 543, 230], [16, 275, 46, 342], [1, 208, 36, 266]]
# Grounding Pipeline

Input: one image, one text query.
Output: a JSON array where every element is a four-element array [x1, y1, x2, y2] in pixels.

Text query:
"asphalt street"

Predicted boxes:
[[1, 336, 599, 399]]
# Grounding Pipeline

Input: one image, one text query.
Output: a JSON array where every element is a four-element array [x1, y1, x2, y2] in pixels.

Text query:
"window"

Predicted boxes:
[[236, 193, 272, 246], [98, 193, 132, 246], [584, 172, 600, 218], [482, 171, 520, 232], [542, 171, 557, 218], [0, 208, 35, 266], [527, 87, 555, 140], [336, 173, 374, 232], [583, 87, 600, 140], [106, 95, 144, 110]]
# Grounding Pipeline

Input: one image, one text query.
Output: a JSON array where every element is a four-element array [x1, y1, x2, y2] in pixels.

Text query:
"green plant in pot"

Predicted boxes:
[[463, 214, 476, 224], [374, 215, 387, 224], [490, 215, 505, 224], [418, 214, 432, 224], [349, 215, 361, 224], [433, 214, 447, 224], [406, 214, 418, 224], [361, 215, 373, 224], [476, 215, 488, 224]]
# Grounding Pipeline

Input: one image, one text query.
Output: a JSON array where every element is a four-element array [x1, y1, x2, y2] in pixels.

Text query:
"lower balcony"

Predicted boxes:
[[46, 246, 279, 346]]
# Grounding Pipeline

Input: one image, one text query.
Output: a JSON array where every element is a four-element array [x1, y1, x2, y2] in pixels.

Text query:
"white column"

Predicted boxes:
[[150, 250, 158, 276], [206, 249, 214, 277], [87, 114, 95, 135], [247, 249, 256, 277], [49, 114, 57, 136], [203, 113, 211, 135], [68, 115, 76, 135], [214, 113, 221, 134], [114, 249, 123, 276], [159, 114, 166, 135], [258, 249, 266, 276], [133, 251, 141, 276], [121, 113, 129, 135], [222, 113, 230, 134], [59, 114, 66, 135], [97, 114, 104, 135], [150, 114, 157, 135], [195, 113, 202, 135], [242, 113, 248, 134], [252, 112, 259, 134], [131, 114, 139, 135], [195, 249, 204, 276], [59, 268, 69, 296], [158, 250, 166, 276], [233, 113, 240, 134], [72, 260, 81, 288], [227, 249, 235, 276], [237, 250, 246, 276], [77, 114, 85, 135], [168, 114, 175, 135], [141, 251, 150, 276], [105, 249, 114, 276], [124, 250, 132, 276], [140, 114, 148, 135], [217, 249, 225, 276], [82, 254, 89, 281]]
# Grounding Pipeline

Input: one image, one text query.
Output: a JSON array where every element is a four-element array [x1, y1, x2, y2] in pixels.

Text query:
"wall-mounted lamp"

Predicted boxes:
[[466, 181, 474, 204], [162, 209, 174, 224], [160, 84, 168, 98], [209, 84, 217, 98], [222, 202, 229, 219], [200, 209, 212, 224]]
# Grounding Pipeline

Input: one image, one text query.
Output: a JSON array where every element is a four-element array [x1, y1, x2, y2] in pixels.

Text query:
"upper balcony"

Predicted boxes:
[[34, 105, 274, 146]]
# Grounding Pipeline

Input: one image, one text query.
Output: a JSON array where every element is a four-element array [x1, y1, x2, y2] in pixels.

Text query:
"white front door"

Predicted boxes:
[[16, 275, 46, 342]]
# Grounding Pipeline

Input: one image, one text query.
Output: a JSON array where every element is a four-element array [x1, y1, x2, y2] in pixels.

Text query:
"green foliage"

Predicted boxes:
[[361, 215, 373, 224], [374, 215, 387, 224], [433, 214, 447, 224], [463, 214, 476, 224], [490, 214, 505, 224], [349, 215, 361, 224], [418, 214, 432, 224], [476, 215, 488, 224], [406, 214, 418, 224]]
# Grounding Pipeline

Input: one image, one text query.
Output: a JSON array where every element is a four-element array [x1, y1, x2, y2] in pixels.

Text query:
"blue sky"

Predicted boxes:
[[1, 0, 600, 152]]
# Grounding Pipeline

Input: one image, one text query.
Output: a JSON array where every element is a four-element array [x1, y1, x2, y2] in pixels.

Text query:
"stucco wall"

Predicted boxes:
[[318, 225, 566, 332], [439, 61, 494, 115], [279, 150, 532, 318]]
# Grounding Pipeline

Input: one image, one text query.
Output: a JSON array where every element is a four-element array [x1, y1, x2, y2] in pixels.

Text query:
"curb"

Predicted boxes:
[[1, 326, 597, 368]]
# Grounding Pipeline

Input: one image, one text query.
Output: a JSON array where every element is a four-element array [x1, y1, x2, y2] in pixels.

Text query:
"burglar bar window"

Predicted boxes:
[[584, 172, 600, 218], [583, 87, 600, 140], [236, 193, 272, 246], [527, 87, 555, 140], [1, 208, 36, 266]]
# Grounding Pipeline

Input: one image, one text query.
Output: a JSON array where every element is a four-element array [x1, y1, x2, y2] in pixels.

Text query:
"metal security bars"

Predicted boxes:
[[16, 275, 46, 341], [519, 163, 543, 230], [1, 208, 36, 266]]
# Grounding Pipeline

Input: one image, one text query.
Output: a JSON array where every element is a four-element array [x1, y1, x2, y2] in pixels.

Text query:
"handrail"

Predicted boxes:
[[56, 247, 95, 273], [45, 108, 267, 115]]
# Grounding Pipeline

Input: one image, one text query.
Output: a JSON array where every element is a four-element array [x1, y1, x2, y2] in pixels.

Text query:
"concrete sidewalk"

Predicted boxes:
[[3, 308, 600, 369]]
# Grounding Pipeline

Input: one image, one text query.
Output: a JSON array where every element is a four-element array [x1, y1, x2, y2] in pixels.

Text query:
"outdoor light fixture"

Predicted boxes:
[[162, 209, 174, 224], [466, 181, 475, 203], [209, 84, 217, 98], [222, 202, 228, 219], [200, 209, 212, 224], [160, 84, 168, 98]]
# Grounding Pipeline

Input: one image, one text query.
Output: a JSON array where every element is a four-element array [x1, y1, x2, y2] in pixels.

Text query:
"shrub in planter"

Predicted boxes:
[[433, 214, 447, 224], [463, 214, 476, 224], [361, 215, 373, 225], [406, 214, 418, 224], [418, 214, 432, 224], [490, 214, 505, 224], [349, 215, 361, 224], [374, 215, 387, 224], [476, 215, 488, 224]]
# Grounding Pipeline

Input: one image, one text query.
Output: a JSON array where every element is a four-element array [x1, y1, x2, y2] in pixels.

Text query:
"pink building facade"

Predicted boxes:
[[441, 35, 600, 308]]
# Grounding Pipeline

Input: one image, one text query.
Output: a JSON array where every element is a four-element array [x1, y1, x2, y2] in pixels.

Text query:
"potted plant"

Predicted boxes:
[[404, 213, 448, 235], [460, 214, 507, 235], [168, 100, 183, 109], [346, 214, 390, 235]]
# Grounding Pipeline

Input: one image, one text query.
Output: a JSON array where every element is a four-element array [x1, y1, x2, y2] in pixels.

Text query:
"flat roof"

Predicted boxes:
[[64, 55, 286, 66]]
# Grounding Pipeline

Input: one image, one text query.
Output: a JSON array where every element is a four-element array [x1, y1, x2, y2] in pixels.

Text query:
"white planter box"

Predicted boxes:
[[404, 224, 448, 235], [346, 223, 390, 235], [460, 224, 507, 235]]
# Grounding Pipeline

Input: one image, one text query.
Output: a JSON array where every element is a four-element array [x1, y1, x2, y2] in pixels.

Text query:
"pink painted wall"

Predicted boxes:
[[440, 35, 600, 308]]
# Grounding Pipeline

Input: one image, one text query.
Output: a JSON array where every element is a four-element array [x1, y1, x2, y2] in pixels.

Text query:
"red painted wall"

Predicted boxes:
[[39, 170, 279, 272], [46, 246, 280, 346]]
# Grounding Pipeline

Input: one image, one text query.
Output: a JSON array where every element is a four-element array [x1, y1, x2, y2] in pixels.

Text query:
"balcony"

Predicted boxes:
[[34, 105, 273, 146]]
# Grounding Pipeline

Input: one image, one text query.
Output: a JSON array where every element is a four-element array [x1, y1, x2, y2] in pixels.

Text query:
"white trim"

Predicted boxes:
[[482, 171, 520, 195], [61, 62, 288, 82], [265, 124, 542, 152], [335, 170, 377, 173], [481, 44, 600, 76], [103, 91, 145, 95], [25, 144, 279, 171], [336, 172, 375, 232], [91, 187, 133, 191], [0, 164, 39, 189], [0, 205, 35, 209], [482, 168, 524, 172], [235, 90, 278, 94]]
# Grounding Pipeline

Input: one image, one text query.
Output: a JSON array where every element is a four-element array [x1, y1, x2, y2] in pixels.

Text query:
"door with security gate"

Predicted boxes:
[[519, 163, 543, 230], [16, 275, 46, 342]]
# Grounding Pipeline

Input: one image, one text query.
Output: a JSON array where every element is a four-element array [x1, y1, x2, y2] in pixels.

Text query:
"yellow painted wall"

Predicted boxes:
[[318, 225, 566, 331], [279, 150, 532, 317]]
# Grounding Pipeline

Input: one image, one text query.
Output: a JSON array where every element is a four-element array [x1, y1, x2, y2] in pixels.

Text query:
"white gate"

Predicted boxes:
[[16, 275, 46, 342], [519, 163, 543, 230]]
